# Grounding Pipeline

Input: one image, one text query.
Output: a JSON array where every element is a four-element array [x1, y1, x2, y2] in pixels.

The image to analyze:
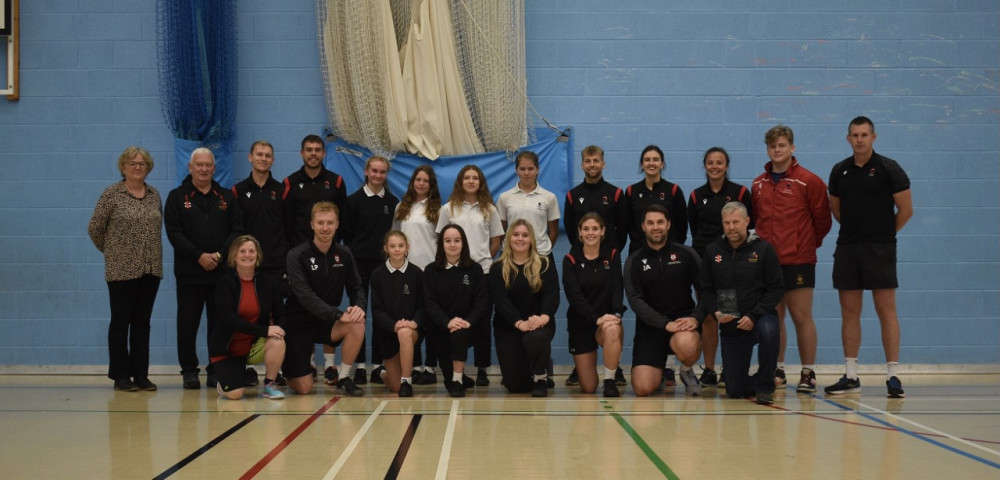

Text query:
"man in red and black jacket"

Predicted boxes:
[[165, 148, 243, 390]]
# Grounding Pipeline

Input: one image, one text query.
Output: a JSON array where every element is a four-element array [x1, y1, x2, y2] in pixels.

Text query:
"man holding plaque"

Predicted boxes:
[[693, 202, 783, 405]]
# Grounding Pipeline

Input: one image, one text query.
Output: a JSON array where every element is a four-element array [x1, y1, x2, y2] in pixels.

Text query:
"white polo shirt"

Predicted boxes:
[[393, 199, 437, 269], [496, 184, 561, 256], [437, 200, 504, 273]]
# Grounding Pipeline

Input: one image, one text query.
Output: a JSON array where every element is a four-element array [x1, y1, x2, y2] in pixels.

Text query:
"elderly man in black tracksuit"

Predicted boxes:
[[694, 202, 783, 405]]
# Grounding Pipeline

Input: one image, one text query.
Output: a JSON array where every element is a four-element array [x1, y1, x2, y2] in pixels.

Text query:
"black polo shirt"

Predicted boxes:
[[828, 152, 909, 244]]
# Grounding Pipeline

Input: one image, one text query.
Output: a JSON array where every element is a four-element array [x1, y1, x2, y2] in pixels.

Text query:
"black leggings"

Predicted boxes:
[[494, 327, 554, 393]]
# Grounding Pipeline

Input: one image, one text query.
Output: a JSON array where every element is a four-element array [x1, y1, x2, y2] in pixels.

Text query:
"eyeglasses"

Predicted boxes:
[[127, 162, 147, 169]]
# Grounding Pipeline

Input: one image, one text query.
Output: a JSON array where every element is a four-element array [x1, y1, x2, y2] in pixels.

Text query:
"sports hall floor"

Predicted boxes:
[[1, 373, 997, 479]]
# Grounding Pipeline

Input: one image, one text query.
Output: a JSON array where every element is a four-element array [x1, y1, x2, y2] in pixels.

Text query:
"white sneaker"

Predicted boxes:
[[679, 368, 702, 397]]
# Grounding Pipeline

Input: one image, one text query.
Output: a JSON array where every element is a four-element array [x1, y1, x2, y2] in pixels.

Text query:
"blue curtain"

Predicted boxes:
[[325, 127, 574, 223]]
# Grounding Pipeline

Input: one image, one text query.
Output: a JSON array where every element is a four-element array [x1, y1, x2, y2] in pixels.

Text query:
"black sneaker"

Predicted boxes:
[[462, 374, 476, 389], [324, 366, 338, 385], [206, 373, 218, 388], [824, 375, 861, 395], [663, 367, 676, 387], [133, 377, 157, 391], [274, 372, 287, 387], [602, 379, 620, 398], [370, 365, 385, 385], [182, 371, 200, 390], [615, 365, 627, 386], [336, 377, 364, 396], [424, 370, 438, 385], [398, 381, 413, 398], [354, 367, 368, 385], [756, 391, 774, 405], [446, 380, 466, 398], [886, 376, 905, 398], [245, 368, 259, 387], [476, 368, 490, 387], [699, 367, 719, 387], [717, 367, 726, 388], [796, 368, 817, 393], [114, 379, 139, 392], [531, 379, 548, 397], [565, 367, 580, 386], [774, 367, 787, 387], [546, 377, 555, 388], [310, 366, 318, 382]]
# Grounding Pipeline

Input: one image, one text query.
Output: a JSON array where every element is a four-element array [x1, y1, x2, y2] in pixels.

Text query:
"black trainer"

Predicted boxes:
[[476, 368, 490, 387], [354, 367, 368, 385], [206, 373, 218, 388], [371, 365, 385, 385], [699, 367, 719, 387], [615, 365, 627, 386], [565, 367, 580, 386], [114, 379, 139, 392], [324, 366, 338, 385], [245, 367, 259, 387], [398, 381, 413, 398], [133, 377, 157, 391], [274, 372, 287, 386], [602, 379, 620, 398], [462, 374, 476, 389], [531, 379, 548, 397], [446, 380, 466, 398], [336, 376, 364, 396], [182, 371, 200, 390]]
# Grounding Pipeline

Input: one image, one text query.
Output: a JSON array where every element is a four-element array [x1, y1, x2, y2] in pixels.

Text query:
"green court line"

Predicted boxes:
[[609, 410, 680, 480]]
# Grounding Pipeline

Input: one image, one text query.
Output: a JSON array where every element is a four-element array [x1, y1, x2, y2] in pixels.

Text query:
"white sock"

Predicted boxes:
[[324, 353, 334, 367], [802, 365, 815, 373], [666, 355, 676, 368], [845, 357, 859, 379], [777, 362, 786, 370], [355, 363, 365, 370], [533, 374, 547, 382], [339, 363, 352, 380], [452, 372, 463, 383], [603, 367, 615, 380], [679, 364, 692, 373], [887, 362, 899, 379], [401, 377, 411, 384]]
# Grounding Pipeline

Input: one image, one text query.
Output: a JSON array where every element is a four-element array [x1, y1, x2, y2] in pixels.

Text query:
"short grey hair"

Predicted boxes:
[[720, 201, 748, 219], [189, 147, 215, 164]]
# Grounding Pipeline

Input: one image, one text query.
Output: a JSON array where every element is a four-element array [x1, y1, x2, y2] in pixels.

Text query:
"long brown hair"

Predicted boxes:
[[446, 165, 495, 219], [395, 165, 441, 224]]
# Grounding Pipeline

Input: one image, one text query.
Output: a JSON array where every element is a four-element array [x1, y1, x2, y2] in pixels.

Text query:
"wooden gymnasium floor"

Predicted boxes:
[[1, 373, 997, 479]]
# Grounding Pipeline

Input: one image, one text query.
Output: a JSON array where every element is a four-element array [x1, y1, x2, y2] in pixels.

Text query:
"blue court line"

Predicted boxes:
[[820, 397, 1000, 469]]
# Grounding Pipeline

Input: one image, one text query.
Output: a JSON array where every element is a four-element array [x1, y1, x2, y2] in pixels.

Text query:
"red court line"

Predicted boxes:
[[240, 397, 341, 479]]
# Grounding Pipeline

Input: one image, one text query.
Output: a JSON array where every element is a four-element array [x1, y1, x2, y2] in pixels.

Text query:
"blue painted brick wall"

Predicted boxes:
[[0, 1, 995, 368]]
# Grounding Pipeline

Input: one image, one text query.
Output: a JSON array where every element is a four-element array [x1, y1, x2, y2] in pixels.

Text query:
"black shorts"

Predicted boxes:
[[832, 242, 898, 290], [781, 264, 815, 291], [282, 317, 343, 379], [631, 321, 699, 368], [568, 328, 599, 356], [374, 328, 421, 360], [211, 355, 248, 392]]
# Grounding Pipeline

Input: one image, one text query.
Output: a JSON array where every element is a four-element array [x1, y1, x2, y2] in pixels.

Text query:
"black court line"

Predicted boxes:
[[385, 414, 423, 480], [153, 414, 260, 479]]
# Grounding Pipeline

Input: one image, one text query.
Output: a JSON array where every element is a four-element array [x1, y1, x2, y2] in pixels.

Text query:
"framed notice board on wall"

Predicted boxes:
[[0, 0, 10, 36]]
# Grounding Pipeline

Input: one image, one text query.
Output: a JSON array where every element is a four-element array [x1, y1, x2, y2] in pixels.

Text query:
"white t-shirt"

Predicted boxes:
[[393, 199, 437, 269], [496, 184, 561, 256], [437, 200, 504, 273]]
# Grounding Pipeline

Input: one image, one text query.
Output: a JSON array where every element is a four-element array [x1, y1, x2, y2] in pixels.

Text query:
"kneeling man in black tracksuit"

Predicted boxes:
[[694, 202, 784, 405]]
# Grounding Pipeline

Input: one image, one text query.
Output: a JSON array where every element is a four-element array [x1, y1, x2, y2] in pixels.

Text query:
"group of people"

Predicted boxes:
[[88, 116, 911, 403]]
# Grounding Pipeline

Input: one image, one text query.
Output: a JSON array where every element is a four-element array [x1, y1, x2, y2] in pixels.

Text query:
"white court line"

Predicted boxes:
[[435, 400, 460, 480], [845, 399, 1000, 458], [323, 400, 388, 480]]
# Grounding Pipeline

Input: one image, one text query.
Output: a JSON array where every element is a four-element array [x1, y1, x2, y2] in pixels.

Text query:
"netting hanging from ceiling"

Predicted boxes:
[[316, 0, 528, 159]]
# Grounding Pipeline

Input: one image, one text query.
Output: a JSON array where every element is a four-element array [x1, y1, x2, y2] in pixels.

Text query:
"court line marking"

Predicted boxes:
[[822, 397, 1000, 470], [844, 398, 1000, 459], [385, 414, 423, 479], [154, 414, 260, 479], [610, 412, 680, 479], [323, 400, 388, 480], [435, 400, 460, 480], [240, 397, 340, 479]]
